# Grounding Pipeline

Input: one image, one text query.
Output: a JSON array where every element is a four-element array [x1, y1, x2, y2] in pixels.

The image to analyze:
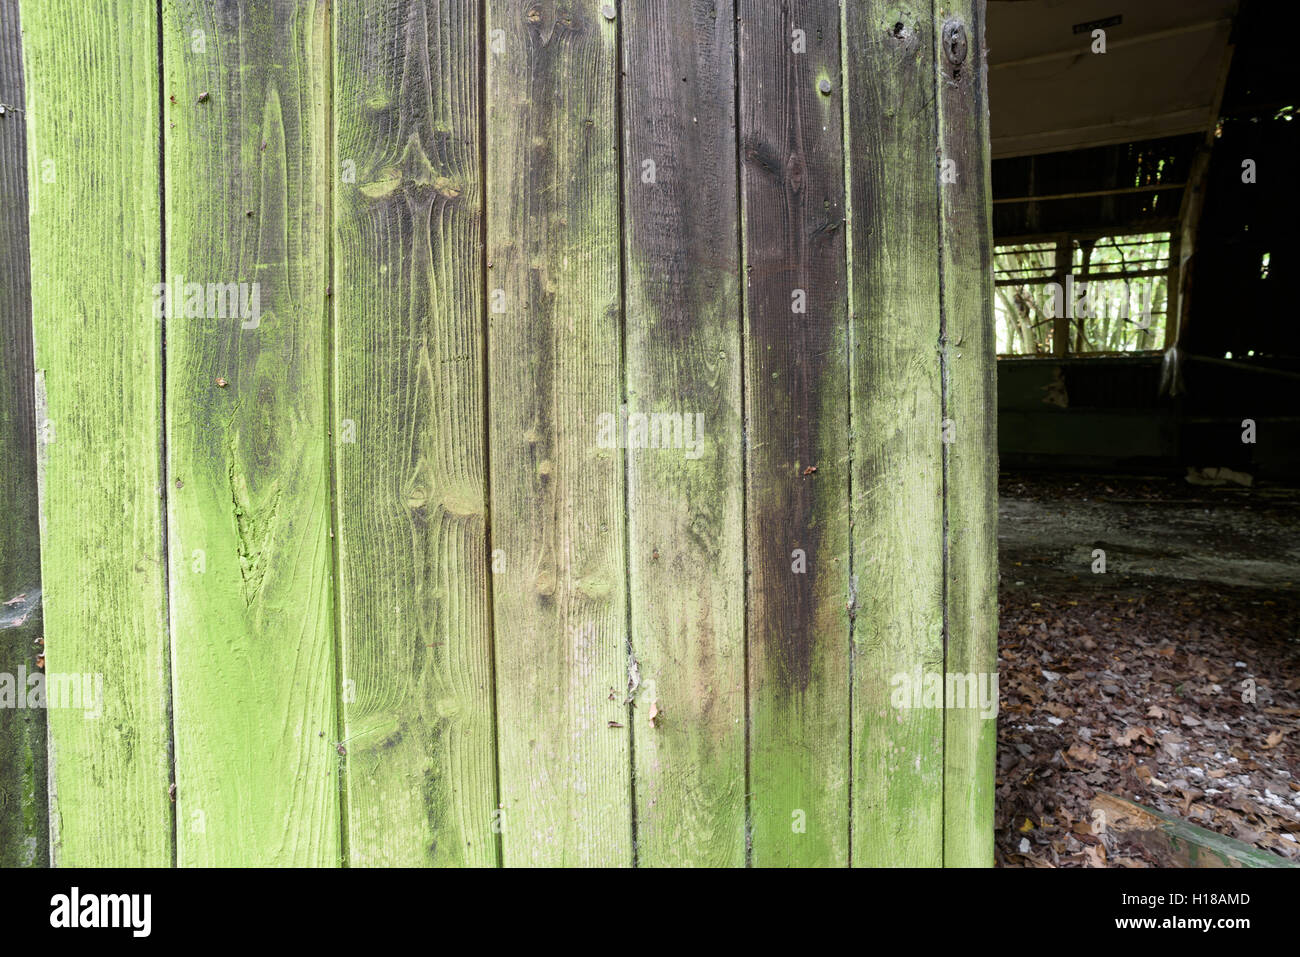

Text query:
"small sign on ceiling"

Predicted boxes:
[[1072, 14, 1123, 34]]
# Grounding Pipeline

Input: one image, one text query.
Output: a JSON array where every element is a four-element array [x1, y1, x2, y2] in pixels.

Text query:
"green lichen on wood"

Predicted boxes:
[[845, 2, 946, 867], [21, 0, 172, 866], [162, 0, 339, 866], [333, 0, 499, 866], [936, 0, 998, 868], [621, 0, 747, 867], [13, 0, 998, 869], [486, 0, 632, 866]]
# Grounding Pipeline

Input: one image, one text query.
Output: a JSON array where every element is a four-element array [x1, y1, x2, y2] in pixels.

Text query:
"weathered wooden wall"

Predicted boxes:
[[9, 0, 996, 867]]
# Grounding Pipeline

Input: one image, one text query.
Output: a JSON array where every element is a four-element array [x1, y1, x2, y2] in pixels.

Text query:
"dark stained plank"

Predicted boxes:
[[621, 0, 746, 866], [0, 0, 47, 868], [738, 0, 852, 866], [333, 0, 499, 866]]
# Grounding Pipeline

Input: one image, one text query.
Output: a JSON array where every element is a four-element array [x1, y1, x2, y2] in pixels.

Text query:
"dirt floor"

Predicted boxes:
[[995, 471, 1300, 867]]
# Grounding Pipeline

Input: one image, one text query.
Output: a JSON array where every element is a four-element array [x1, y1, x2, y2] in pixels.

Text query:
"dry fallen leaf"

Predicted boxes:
[[1067, 742, 1098, 765], [1112, 726, 1148, 747]]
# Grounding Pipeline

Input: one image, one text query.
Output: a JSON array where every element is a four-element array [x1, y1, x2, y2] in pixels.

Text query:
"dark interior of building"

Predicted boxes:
[[987, 0, 1300, 866]]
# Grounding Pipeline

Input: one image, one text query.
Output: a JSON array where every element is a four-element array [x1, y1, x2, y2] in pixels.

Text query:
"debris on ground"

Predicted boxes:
[[996, 472, 1300, 867]]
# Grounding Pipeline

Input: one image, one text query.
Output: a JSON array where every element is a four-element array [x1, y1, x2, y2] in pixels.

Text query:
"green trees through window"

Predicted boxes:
[[994, 233, 1171, 355]]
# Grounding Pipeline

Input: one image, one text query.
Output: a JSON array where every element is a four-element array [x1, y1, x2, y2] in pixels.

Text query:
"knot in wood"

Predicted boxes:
[[943, 21, 967, 67]]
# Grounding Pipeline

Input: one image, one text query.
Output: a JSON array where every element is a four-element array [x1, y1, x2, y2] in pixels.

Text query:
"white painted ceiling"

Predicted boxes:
[[987, 0, 1236, 157]]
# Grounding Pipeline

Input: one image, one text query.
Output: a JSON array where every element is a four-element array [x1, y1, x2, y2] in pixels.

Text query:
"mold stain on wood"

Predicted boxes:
[[10, 0, 999, 868]]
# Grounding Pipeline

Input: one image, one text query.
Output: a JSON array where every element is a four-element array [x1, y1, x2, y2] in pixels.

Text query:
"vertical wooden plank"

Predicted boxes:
[[0, 0, 47, 868], [333, 0, 498, 866], [738, 0, 851, 866], [936, 0, 997, 867], [1162, 229, 1181, 349], [845, 2, 945, 866], [621, 0, 746, 866], [1051, 237, 1070, 356], [163, 0, 339, 866], [20, 0, 172, 866], [486, 0, 631, 866]]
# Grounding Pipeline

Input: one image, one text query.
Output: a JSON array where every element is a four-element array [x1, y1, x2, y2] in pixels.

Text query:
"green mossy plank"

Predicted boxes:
[[486, 0, 632, 866], [844, 3, 945, 866], [738, 0, 852, 866], [21, 0, 173, 866], [0, 0, 47, 868], [333, 0, 499, 866], [621, 0, 746, 867], [1094, 793, 1300, 869], [162, 0, 339, 866], [935, 0, 997, 867]]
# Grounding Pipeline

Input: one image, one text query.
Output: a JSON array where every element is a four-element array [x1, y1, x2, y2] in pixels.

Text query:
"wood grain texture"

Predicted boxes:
[[162, 0, 339, 866], [11, 0, 998, 867], [333, 0, 499, 867], [486, 0, 632, 866], [738, 0, 852, 866], [845, 1, 945, 866], [21, 0, 173, 866], [621, 0, 746, 867], [0, 0, 47, 868], [935, 0, 997, 867]]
